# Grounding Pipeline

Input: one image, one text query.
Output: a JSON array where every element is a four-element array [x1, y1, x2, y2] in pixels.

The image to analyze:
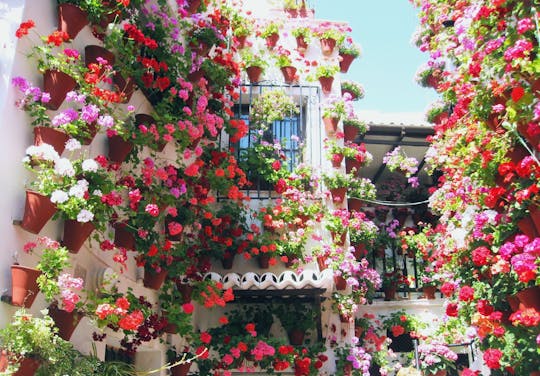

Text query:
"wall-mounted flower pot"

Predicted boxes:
[[518, 216, 538, 239], [57, 4, 88, 40], [339, 53, 355, 73], [62, 220, 95, 254], [340, 313, 352, 323], [341, 88, 358, 100], [295, 36, 308, 53], [186, 0, 202, 14], [12, 357, 41, 376], [33, 126, 70, 155], [345, 157, 361, 175], [81, 121, 99, 145], [221, 252, 236, 270], [287, 328, 305, 345], [246, 66, 263, 84], [113, 73, 135, 103], [280, 66, 297, 84], [516, 285, 540, 311], [331, 231, 346, 246], [48, 304, 83, 340], [265, 33, 279, 49], [323, 116, 339, 136], [107, 135, 133, 163], [334, 275, 347, 290], [176, 282, 193, 303], [331, 153, 344, 168], [318, 76, 334, 95], [343, 124, 359, 141], [113, 221, 135, 251], [329, 187, 346, 203], [21, 191, 57, 234], [170, 361, 191, 376], [84, 45, 115, 74], [387, 330, 414, 352], [352, 242, 367, 260], [285, 8, 298, 18], [347, 198, 362, 212], [258, 254, 270, 269], [235, 35, 247, 49], [319, 37, 336, 56], [11, 265, 41, 308], [43, 70, 77, 111], [422, 285, 437, 299], [143, 268, 168, 290], [187, 69, 204, 83]]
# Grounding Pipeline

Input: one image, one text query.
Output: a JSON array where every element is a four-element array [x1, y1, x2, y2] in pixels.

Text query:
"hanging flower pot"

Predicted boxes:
[[143, 268, 168, 290], [62, 220, 95, 254], [84, 45, 115, 74], [343, 124, 359, 141], [265, 33, 279, 49], [339, 53, 355, 73], [287, 328, 305, 345], [170, 361, 192, 376], [33, 126, 70, 156], [329, 187, 346, 203], [295, 36, 308, 53], [107, 135, 133, 163], [21, 191, 57, 234], [347, 198, 362, 212], [246, 66, 263, 84], [113, 221, 135, 251], [318, 76, 334, 95], [422, 285, 437, 299], [48, 304, 83, 340], [12, 357, 41, 376], [43, 69, 77, 111], [113, 73, 136, 103], [11, 265, 41, 308], [331, 153, 344, 168], [516, 285, 540, 311], [334, 275, 347, 290], [57, 4, 88, 40], [221, 252, 236, 270], [258, 254, 270, 269], [323, 116, 339, 136], [280, 66, 297, 84], [319, 37, 336, 56]]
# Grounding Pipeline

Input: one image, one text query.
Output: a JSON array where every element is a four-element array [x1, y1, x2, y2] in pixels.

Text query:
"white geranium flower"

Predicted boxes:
[[81, 159, 98, 172], [50, 190, 69, 204], [65, 139, 81, 151], [76, 209, 94, 223], [25, 144, 59, 162], [54, 158, 75, 177], [69, 184, 86, 199]]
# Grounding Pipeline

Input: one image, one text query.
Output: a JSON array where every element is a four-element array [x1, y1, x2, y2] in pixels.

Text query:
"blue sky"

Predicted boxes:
[[315, 0, 439, 124]]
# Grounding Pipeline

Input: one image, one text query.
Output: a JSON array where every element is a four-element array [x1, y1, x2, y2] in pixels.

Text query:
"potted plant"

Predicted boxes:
[[338, 37, 362, 73], [380, 269, 408, 301], [324, 208, 350, 245], [383, 146, 419, 179], [291, 26, 312, 52], [341, 80, 365, 101], [315, 27, 344, 56], [415, 61, 445, 89], [260, 21, 281, 49], [283, 0, 301, 17], [343, 115, 368, 141], [241, 50, 268, 84], [322, 171, 351, 203], [231, 12, 253, 48], [347, 177, 377, 203], [250, 89, 299, 128], [273, 46, 298, 84], [348, 212, 378, 257], [382, 310, 424, 352], [343, 141, 373, 175], [321, 95, 350, 135], [273, 302, 316, 345], [417, 341, 458, 376], [425, 99, 451, 124], [334, 343, 372, 376], [312, 64, 340, 95]]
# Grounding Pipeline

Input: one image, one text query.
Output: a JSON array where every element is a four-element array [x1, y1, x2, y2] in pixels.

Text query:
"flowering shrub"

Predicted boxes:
[[382, 310, 424, 337], [339, 36, 362, 57]]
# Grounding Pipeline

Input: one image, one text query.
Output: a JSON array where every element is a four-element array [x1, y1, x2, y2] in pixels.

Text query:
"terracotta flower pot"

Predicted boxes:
[[186, 0, 202, 14], [329, 187, 347, 203], [33, 126, 70, 155], [334, 275, 347, 290], [422, 285, 437, 299], [57, 4, 88, 40], [187, 69, 204, 83], [21, 191, 57, 234], [352, 242, 367, 260], [343, 124, 359, 141], [221, 252, 236, 270], [62, 220, 95, 253], [339, 53, 355, 73], [113, 221, 135, 251], [530, 205, 540, 234], [341, 88, 358, 101], [343, 362, 353, 376], [331, 231, 347, 246], [347, 198, 362, 212], [170, 361, 191, 376], [258, 254, 270, 269], [383, 286, 397, 301], [246, 66, 263, 84], [81, 121, 99, 145], [12, 357, 41, 376], [518, 216, 538, 238], [295, 36, 308, 52], [285, 8, 298, 18], [236, 35, 247, 49], [516, 285, 540, 311], [287, 328, 305, 345], [113, 73, 136, 103], [43, 69, 77, 111], [280, 66, 297, 84], [319, 76, 334, 95], [340, 313, 352, 323], [345, 157, 362, 174], [11, 265, 41, 308], [143, 268, 168, 290], [316, 255, 328, 270], [323, 116, 339, 136], [331, 153, 344, 168], [107, 135, 133, 163], [265, 33, 279, 49], [320, 37, 336, 56], [48, 304, 83, 340], [84, 45, 115, 74], [427, 370, 447, 376], [176, 282, 193, 303]]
